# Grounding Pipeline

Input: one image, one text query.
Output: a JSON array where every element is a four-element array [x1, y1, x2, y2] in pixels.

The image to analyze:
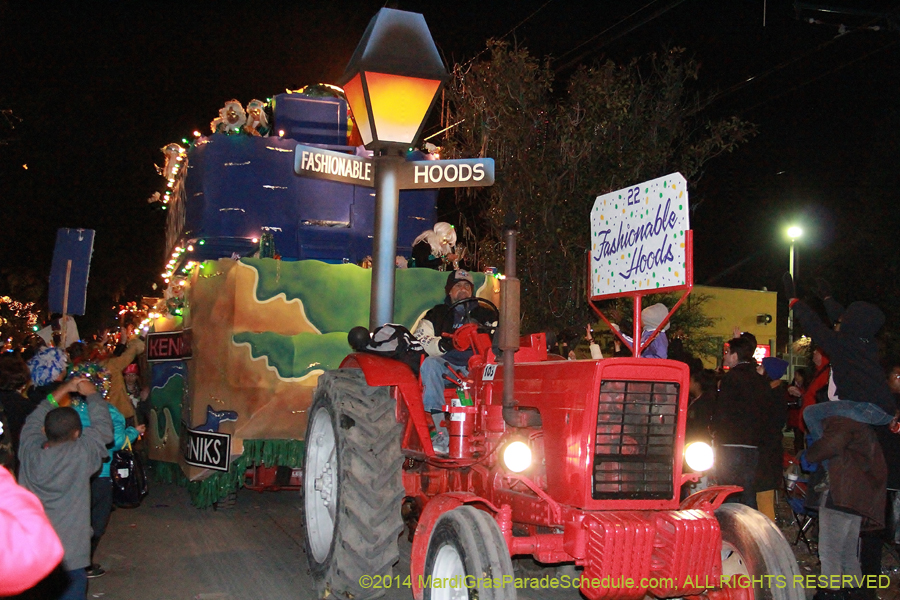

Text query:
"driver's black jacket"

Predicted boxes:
[[413, 297, 493, 358]]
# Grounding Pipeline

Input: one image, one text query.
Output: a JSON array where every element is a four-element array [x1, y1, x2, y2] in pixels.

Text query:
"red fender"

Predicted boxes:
[[410, 493, 501, 600], [679, 485, 743, 512], [339, 354, 434, 455]]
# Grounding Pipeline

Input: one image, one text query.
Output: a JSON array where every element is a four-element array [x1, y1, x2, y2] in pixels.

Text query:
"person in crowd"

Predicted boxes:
[[409, 222, 461, 270], [610, 303, 670, 359], [786, 366, 807, 451], [710, 335, 776, 508], [0, 399, 12, 471], [858, 360, 900, 593], [66, 341, 89, 366], [788, 367, 807, 398], [686, 367, 716, 447], [124, 363, 150, 427], [0, 465, 65, 596], [682, 367, 717, 498], [799, 348, 832, 429], [755, 356, 789, 521], [785, 274, 896, 441], [68, 388, 144, 579], [26, 346, 69, 405], [0, 352, 38, 474], [101, 335, 145, 425], [413, 270, 494, 454], [17, 376, 113, 600], [804, 414, 886, 600], [21, 333, 46, 362]]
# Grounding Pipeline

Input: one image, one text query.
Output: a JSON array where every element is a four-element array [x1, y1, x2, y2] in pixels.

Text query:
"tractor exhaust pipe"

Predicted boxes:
[[499, 214, 541, 428]]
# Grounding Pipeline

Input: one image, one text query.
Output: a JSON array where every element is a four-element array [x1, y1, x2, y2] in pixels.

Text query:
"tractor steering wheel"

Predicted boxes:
[[447, 296, 500, 337]]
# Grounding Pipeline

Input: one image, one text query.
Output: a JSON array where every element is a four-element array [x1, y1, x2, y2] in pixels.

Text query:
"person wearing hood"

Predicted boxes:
[[783, 274, 896, 440], [611, 303, 670, 359], [413, 270, 495, 454]]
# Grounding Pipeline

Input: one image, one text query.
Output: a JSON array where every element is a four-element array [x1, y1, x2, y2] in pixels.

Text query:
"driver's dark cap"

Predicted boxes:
[[445, 270, 474, 295]]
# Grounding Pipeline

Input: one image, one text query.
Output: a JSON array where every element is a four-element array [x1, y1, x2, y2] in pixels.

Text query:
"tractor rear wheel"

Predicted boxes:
[[303, 370, 404, 600], [713, 504, 804, 600], [423, 506, 516, 600]]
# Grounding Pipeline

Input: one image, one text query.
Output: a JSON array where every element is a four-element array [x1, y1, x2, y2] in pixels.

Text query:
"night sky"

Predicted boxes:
[[1, 1, 898, 335]]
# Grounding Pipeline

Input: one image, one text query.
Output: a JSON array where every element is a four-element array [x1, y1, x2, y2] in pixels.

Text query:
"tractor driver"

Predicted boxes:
[[414, 270, 494, 454]]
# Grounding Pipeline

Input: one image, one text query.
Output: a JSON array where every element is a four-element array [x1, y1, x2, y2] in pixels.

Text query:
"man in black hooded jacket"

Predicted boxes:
[[784, 274, 896, 439]]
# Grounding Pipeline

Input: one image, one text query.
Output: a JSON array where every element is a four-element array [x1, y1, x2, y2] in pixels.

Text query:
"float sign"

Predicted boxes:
[[294, 145, 374, 186], [294, 144, 494, 190], [590, 173, 690, 299], [146, 329, 192, 362], [396, 158, 494, 189], [182, 427, 231, 472]]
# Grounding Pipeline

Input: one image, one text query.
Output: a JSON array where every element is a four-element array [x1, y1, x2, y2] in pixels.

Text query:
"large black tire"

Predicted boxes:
[[423, 506, 516, 600], [303, 370, 404, 600], [715, 504, 804, 600]]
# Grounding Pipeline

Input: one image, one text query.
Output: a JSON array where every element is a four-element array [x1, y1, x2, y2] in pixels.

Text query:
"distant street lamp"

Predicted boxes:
[[338, 8, 448, 328], [787, 225, 803, 379]]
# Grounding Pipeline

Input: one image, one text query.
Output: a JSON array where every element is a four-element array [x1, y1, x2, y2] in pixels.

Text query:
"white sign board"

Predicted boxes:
[[590, 173, 690, 298]]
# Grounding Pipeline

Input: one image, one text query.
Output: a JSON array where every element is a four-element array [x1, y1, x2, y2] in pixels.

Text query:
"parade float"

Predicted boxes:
[[144, 87, 497, 506]]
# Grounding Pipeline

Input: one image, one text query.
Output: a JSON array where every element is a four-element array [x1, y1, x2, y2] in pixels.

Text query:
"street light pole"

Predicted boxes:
[[787, 226, 802, 380], [370, 153, 403, 329]]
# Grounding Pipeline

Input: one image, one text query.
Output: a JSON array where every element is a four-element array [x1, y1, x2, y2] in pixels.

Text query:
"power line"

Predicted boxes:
[[553, 0, 689, 72], [460, 0, 558, 69], [554, 0, 662, 63], [700, 9, 897, 112], [739, 38, 900, 114]]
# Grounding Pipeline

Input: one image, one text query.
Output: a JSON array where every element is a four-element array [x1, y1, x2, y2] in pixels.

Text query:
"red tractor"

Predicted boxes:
[[303, 219, 801, 600]]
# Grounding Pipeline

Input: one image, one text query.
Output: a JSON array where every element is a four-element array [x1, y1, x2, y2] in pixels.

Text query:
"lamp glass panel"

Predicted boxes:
[[365, 72, 441, 144], [343, 73, 373, 146]]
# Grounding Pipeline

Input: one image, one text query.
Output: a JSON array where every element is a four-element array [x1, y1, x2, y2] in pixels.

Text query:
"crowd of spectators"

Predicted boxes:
[[677, 278, 900, 600], [0, 332, 147, 600]]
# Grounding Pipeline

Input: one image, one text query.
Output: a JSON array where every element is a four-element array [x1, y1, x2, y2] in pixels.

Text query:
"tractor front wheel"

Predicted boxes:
[[303, 370, 404, 600], [713, 503, 804, 600], [423, 506, 516, 600]]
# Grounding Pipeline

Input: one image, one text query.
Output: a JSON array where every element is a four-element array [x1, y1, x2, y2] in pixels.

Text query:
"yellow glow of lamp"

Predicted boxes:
[[338, 8, 448, 151], [787, 226, 803, 241]]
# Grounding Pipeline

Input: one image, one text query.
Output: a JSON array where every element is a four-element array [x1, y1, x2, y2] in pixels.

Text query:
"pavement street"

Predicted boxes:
[[88, 481, 900, 600], [88, 482, 581, 600]]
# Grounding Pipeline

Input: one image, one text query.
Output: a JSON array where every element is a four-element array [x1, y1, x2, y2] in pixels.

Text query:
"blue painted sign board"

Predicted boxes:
[[48, 228, 95, 316]]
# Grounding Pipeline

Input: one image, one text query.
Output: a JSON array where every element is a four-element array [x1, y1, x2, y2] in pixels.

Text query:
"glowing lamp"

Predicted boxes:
[[787, 226, 803, 241], [502, 441, 532, 473], [338, 8, 447, 151]]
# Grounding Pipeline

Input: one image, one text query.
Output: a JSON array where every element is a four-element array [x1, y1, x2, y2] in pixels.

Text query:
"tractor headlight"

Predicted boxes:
[[502, 441, 532, 473], [684, 442, 714, 472]]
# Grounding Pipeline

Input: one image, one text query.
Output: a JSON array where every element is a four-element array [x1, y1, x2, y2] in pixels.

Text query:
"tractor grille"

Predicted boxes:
[[592, 380, 679, 500]]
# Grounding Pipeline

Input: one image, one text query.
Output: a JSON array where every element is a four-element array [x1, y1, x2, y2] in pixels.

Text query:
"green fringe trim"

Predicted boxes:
[[243, 438, 306, 469], [150, 460, 190, 486], [183, 439, 306, 509]]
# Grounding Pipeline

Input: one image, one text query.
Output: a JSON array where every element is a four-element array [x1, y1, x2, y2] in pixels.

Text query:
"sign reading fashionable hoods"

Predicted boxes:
[[590, 173, 690, 298], [294, 144, 494, 189]]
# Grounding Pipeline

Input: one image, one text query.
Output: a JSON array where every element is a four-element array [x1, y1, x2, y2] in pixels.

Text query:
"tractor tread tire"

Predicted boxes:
[[305, 370, 404, 600], [715, 503, 804, 600], [424, 506, 516, 600]]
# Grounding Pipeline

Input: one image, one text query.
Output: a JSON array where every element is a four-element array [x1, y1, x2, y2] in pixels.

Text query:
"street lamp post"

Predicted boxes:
[[337, 8, 449, 329], [787, 225, 802, 380]]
